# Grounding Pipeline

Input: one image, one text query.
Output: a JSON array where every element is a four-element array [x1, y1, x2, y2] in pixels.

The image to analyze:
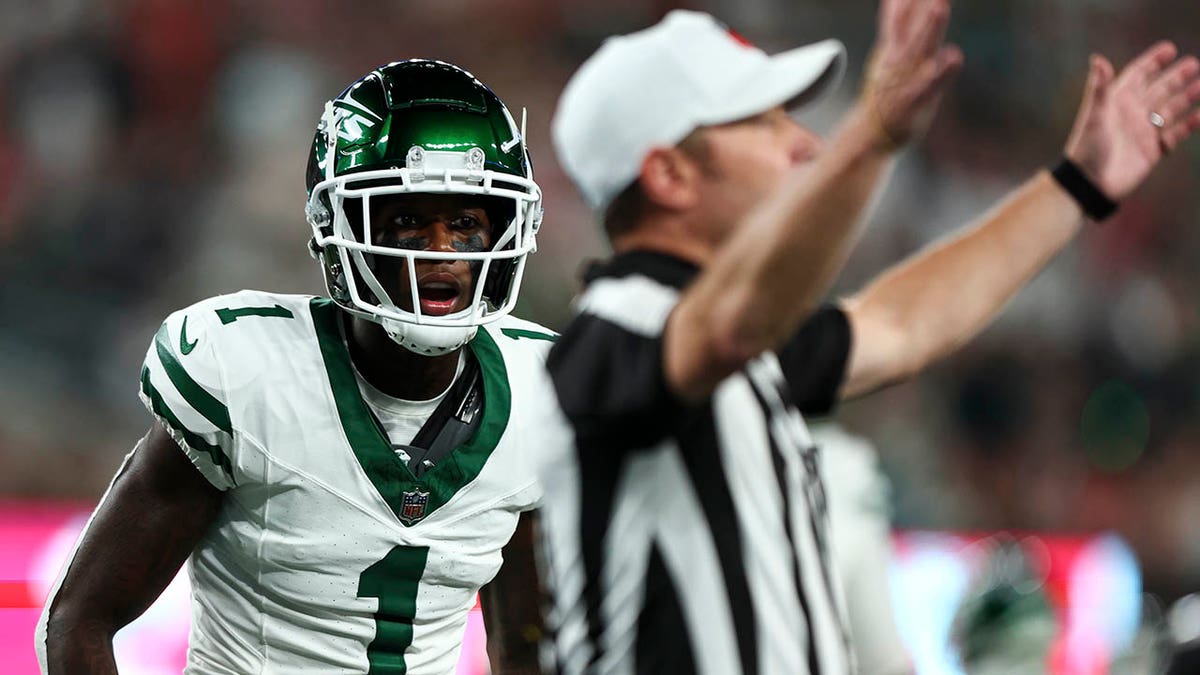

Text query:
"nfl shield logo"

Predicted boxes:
[[400, 489, 430, 525]]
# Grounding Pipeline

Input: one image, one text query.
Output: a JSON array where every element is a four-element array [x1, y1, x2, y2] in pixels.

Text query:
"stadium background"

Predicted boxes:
[[1, 0, 1198, 671]]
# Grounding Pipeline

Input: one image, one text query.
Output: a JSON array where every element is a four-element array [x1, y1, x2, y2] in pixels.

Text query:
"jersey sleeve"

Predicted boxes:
[[776, 304, 852, 417], [546, 311, 681, 454], [137, 304, 238, 490]]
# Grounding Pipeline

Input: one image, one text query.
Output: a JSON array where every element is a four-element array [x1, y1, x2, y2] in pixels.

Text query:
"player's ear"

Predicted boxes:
[[638, 146, 702, 211]]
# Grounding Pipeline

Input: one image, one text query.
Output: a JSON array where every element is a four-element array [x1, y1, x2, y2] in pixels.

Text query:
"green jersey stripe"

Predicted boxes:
[[140, 366, 236, 484], [154, 322, 233, 434]]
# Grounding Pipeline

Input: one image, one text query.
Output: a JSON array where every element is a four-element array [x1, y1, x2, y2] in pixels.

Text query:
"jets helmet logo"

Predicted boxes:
[[334, 106, 378, 143]]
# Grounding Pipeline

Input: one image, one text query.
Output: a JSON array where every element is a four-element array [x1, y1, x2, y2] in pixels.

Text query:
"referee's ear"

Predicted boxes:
[[639, 146, 703, 212]]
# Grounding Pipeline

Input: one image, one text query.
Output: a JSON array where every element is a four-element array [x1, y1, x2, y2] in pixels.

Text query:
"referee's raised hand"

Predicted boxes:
[[861, 0, 964, 148], [1064, 42, 1200, 201]]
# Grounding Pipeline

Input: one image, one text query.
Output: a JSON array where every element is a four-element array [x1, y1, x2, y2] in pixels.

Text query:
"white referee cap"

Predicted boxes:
[[552, 10, 846, 211]]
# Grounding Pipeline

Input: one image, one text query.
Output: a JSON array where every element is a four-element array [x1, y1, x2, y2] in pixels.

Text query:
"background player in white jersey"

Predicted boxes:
[[540, 0, 1200, 671], [37, 60, 551, 674], [812, 423, 913, 674]]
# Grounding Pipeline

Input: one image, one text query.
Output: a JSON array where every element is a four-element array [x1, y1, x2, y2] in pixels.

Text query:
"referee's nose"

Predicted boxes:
[[788, 119, 824, 166]]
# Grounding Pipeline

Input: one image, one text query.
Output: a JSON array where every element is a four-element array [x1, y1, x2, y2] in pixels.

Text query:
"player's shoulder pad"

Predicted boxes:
[[150, 294, 236, 393], [486, 314, 560, 359], [204, 289, 314, 327], [143, 292, 305, 491], [149, 290, 314, 389]]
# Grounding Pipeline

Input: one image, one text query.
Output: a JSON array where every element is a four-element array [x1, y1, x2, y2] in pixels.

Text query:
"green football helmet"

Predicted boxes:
[[305, 60, 543, 355]]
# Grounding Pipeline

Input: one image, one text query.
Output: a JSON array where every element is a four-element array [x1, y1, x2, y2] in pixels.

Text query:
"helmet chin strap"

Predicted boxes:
[[377, 302, 484, 356]]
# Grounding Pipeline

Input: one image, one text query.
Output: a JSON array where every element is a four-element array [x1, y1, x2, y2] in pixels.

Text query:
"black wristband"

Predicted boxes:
[[1050, 158, 1118, 221]]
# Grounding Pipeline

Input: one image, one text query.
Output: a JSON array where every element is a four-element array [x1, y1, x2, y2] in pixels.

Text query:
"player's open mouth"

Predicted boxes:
[[416, 279, 462, 316]]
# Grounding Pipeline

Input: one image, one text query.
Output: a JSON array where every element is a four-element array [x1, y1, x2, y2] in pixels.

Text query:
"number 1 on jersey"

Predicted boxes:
[[215, 304, 295, 325], [357, 544, 430, 674]]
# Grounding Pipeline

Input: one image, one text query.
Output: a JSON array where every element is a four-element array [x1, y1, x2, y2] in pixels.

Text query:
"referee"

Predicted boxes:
[[535, 2, 1200, 674]]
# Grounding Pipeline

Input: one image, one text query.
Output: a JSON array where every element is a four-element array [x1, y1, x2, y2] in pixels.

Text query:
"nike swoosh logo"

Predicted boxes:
[[180, 316, 199, 355]]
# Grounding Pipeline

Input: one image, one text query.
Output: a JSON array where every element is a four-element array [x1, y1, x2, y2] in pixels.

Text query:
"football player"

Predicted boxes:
[[813, 423, 914, 674], [36, 60, 550, 674]]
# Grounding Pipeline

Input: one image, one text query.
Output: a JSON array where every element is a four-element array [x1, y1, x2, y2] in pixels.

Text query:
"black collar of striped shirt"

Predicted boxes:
[[581, 250, 699, 289]]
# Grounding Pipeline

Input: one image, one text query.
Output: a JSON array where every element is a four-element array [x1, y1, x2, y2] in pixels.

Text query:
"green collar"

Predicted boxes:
[[310, 298, 511, 525]]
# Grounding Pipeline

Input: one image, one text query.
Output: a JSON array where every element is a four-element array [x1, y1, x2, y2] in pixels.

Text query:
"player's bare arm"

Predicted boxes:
[[478, 511, 543, 675], [665, 0, 963, 401], [840, 40, 1200, 398], [42, 424, 223, 674]]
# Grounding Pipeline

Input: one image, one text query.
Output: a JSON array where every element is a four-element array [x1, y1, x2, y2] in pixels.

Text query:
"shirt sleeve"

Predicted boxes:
[[546, 312, 681, 453], [776, 304, 852, 417], [137, 305, 238, 490]]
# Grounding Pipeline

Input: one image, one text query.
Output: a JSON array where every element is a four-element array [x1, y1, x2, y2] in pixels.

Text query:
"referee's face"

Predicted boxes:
[[689, 106, 822, 244]]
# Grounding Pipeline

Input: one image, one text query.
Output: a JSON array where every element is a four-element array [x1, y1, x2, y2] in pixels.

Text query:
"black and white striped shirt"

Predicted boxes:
[[535, 251, 856, 675]]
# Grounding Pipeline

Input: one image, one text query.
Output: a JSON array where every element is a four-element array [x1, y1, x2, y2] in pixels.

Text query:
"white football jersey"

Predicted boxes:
[[43, 290, 557, 674], [813, 423, 913, 675]]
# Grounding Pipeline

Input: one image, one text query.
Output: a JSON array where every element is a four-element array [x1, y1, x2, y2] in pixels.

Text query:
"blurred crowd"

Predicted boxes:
[[1, 0, 1198, 616]]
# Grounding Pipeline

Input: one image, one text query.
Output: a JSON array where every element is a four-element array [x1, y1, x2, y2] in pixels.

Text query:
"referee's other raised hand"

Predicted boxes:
[[1064, 41, 1200, 202], [861, 0, 964, 149]]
